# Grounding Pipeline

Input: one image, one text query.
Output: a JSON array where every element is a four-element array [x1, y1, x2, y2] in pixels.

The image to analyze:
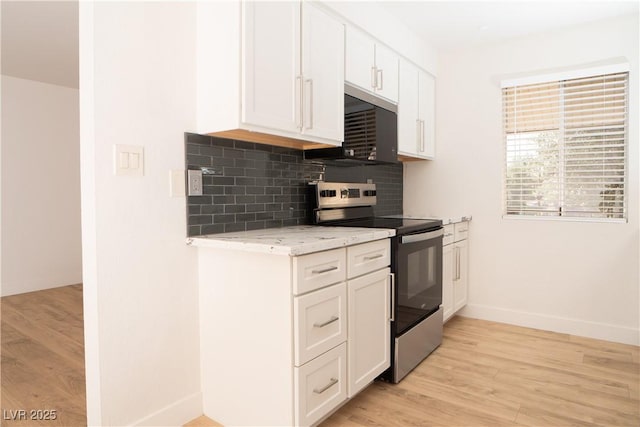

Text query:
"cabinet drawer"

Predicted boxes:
[[347, 239, 390, 279], [293, 248, 346, 295], [295, 342, 347, 427], [443, 224, 455, 246], [454, 222, 468, 242], [294, 283, 347, 366]]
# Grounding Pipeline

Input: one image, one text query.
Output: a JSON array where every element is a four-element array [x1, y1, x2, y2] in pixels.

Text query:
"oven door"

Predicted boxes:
[[393, 227, 443, 336]]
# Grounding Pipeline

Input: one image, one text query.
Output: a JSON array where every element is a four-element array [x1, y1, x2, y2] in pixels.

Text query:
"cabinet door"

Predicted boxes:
[[294, 282, 347, 366], [347, 268, 390, 397], [294, 343, 347, 427], [453, 239, 468, 312], [301, 3, 344, 143], [374, 43, 399, 102], [345, 27, 376, 93], [398, 59, 419, 157], [242, 1, 300, 132], [418, 70, 435, 158], [442, 244, 454, 323]]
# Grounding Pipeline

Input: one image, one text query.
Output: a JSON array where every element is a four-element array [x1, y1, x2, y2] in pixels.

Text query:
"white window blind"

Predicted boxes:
[[503, 72, 628, 219]]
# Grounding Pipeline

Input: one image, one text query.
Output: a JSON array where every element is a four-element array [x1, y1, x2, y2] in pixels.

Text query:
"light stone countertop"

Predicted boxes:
[[187, 225, 395, 256]]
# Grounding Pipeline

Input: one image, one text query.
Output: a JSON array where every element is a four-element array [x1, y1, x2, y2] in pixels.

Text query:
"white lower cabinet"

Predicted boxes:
[[453, 238, 468, 312], [198, 238, 390, 426], [347, 268, 390, 396], [442, 222, 470, 323], [295, 343, 348, 427], [442, 243, 454, 321], [294, 282, 347, 366]]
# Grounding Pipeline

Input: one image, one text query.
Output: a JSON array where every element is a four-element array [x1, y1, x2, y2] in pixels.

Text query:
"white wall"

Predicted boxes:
[[1, 75, 81, 297], [405, 14, 639, 345], [80, 2, 200, 425]]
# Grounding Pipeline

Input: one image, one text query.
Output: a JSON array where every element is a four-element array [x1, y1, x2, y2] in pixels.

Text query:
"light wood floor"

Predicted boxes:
[[189, 316, 640, 427], [1, 284, 86, 426], [2, 286, 638, 427]]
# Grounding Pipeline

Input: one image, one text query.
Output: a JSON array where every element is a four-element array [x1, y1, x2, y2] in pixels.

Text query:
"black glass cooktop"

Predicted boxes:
[[325, 216, 442, 236]]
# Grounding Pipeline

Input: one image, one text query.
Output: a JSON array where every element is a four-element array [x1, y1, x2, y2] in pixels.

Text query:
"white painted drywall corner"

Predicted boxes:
[[80, 1, 201, 425]]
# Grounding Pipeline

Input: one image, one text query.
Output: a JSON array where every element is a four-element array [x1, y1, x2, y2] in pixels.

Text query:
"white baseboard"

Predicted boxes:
[[1, 279, 83, 297], [131, 391, 202, 427], [459, 303, 640, 346]]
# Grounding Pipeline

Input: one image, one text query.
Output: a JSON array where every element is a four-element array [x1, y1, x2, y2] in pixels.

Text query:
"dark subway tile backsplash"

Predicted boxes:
[[185, 133, 403, 236]]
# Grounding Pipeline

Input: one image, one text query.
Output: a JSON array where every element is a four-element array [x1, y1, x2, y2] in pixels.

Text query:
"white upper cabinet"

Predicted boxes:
[[345, 27, 399, 103], [373, 43, 399, 103], [419, 70, 436, 158], [301, 2, 344, 142], [344, 28, 375, 94], [196, 1, 344, 148], [398, 59, 419, 157], [397, 58, 435, 159], [242, 1, 300, 134]]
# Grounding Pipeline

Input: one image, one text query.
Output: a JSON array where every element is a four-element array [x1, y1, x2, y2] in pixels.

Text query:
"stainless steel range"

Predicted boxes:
[[310, 181, 444, 383]]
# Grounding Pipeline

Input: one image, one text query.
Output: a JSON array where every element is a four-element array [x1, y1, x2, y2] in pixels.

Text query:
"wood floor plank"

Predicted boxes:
[[1, 285, 87, 427], [400, 369, 521, 422], [3, 286, 637, 427], [184, 415, 223, 427], [322, 316, 639, 427]]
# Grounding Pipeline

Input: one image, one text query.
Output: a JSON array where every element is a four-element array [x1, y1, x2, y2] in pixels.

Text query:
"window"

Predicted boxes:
[[503, 71, 628, 220]]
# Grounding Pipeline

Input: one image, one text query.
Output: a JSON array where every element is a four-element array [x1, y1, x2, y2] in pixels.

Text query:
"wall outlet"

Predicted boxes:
[[187, 170, 203, 196]]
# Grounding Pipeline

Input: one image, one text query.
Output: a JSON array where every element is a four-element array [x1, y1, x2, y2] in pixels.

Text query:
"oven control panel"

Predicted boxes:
[[313, 182, 377, 209]]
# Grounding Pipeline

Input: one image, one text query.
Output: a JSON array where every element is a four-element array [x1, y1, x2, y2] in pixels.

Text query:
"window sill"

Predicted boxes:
[[502, 215, 627, 224]]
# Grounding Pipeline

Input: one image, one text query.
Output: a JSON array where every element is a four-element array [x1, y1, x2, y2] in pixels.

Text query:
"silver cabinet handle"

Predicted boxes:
[[455, 246, 461, 281], [296, 75, 303, 130], [390, 272, 395, 322], [305, 79, 313, 130], [416, 119, 421, 153], [454, 246, 458, 281], [363, 254, 383, 261], [312, 266, 338, 274], [420, 120, 425, 152], [313, 377, 338, 394], [371, 66, 377, 89], [377, 69, 383, 90], [444, 233, 454, 237], [313, 316, 339, 328]]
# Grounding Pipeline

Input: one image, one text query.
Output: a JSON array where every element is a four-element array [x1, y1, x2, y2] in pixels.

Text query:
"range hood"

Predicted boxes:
[[304, 85, 398, 164]]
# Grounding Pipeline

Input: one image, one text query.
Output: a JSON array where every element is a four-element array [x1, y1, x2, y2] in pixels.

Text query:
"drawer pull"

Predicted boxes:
[[363, 254, 384, 261], [313, 316, 339, 328], [445, 233, 454, 237], [312, 266, 338, 274], [313, 377, 338, 394]]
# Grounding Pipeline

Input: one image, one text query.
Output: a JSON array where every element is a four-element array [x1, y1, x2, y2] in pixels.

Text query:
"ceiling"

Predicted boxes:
[[1, 1, 78, 89], [0, 1, 637, 89], [376, 0, 640, 53]]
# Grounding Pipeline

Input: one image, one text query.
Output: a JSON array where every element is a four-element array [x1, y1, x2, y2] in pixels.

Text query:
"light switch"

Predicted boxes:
[[114, 145, 144, 176], [130, 153, 140, 169], [119, 152, 129, 169], [113, 144, 144, 176]]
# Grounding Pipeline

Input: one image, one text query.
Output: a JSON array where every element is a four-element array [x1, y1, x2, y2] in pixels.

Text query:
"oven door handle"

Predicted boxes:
[[401, 228, 444, 244], [389, 272, 395, 322]]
